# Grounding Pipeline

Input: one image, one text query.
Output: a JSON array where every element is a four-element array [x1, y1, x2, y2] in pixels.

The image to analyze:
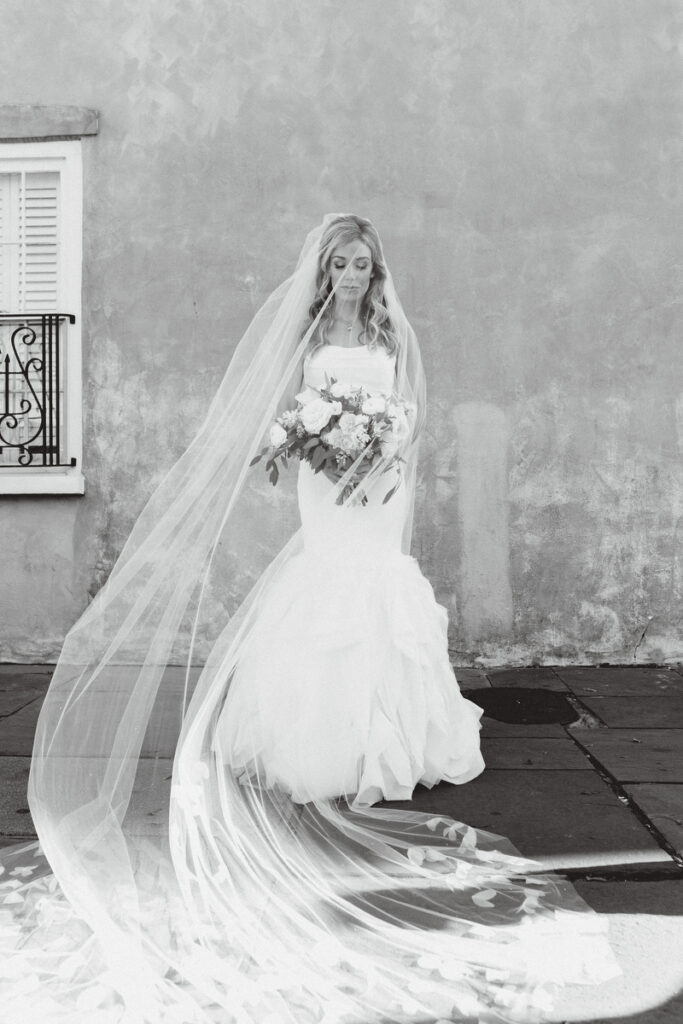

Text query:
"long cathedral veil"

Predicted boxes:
[[1, 215, 618, 1023]]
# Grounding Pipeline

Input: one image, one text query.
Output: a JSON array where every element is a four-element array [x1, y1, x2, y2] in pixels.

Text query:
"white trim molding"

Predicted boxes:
[[0, 140, 84, 495]]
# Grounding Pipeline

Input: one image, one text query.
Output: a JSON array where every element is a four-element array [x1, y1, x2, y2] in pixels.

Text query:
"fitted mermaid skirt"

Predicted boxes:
[[216, 458, 484, 806]]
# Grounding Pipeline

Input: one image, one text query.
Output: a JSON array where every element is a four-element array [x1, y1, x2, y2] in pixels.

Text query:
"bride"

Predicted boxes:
[[0, 214, 619, 1023], [215, 214, 485, 807]]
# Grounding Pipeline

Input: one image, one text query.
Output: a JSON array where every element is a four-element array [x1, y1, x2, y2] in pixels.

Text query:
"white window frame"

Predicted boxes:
[[0, 140, 83, 494]]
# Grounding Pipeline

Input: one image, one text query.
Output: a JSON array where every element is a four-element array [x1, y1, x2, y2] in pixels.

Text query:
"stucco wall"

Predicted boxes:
[[0, 0, 681, 664]]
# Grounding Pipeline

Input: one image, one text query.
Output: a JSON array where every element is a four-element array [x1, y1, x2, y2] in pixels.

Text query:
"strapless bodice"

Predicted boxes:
[[304, 344, 396, 393]]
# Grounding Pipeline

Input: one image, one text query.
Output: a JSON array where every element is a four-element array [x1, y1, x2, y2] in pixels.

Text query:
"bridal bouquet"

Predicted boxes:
[[251, 377, 414, 505]]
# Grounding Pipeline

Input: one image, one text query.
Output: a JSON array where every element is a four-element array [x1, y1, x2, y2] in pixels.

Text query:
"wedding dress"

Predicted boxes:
[[217, 343, 485, 806], [0, 215, 620, 1023]]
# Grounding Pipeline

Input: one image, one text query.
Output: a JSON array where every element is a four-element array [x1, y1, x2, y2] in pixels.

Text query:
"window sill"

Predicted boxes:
[[0, 470, 85, 495]]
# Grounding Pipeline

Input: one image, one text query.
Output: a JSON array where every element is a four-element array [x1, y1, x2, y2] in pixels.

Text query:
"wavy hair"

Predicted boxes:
[[303, 215, 398, 356]]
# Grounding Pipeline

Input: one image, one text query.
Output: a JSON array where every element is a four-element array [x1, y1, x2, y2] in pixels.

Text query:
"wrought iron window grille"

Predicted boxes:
[[0, 313, 76, 469]]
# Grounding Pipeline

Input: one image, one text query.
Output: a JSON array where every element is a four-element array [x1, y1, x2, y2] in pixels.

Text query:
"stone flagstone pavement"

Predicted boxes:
[[1, 662, 682, 1023]]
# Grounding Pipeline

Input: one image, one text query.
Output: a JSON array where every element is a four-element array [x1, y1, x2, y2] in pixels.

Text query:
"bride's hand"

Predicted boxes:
[[322, 459, 373, 487], [322, 464, 344, 485]]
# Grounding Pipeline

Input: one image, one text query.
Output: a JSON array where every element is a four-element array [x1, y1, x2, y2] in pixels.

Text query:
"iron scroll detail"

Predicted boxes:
[[0, 313, 76, 469]]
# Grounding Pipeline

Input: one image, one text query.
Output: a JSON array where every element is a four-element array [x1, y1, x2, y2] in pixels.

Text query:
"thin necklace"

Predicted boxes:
[[334, 314, 359, 332]]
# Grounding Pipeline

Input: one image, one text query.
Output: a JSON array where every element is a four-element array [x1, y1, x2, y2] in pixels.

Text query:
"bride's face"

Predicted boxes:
[[329, 240, 373, 303]]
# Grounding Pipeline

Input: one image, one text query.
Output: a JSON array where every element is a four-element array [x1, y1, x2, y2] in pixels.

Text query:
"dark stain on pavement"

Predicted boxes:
[[462, 686, 579, 725]]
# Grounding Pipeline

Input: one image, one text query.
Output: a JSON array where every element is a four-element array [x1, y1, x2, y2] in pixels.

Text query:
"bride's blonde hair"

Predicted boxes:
[[303, 214, 398, 355]]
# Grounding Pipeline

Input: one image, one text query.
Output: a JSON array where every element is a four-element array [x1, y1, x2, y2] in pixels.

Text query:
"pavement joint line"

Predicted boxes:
[[562, 691, 607, 730], [557, 864, 683, 883], [616, 780, 683, 785], [0, 696, 43, 719], [517, 674, 683, 872], [567, 730, 683, 870]]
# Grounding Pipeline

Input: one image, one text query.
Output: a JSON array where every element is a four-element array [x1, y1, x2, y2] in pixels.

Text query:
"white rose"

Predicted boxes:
[[338, 411, 368, 434], [330, 382, 348, 399], [341, 433, 365, 455], [326, 424, 367, 456], [361, 395, 387, 416], [295, 387, 318, 406], [325, 427, 343, 449], [300, 398, 341, 435], [269, 423, 288, 448]]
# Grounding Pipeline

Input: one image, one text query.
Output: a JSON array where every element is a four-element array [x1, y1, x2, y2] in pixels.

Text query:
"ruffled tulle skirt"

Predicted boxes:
[[216, 462, 484, 805]]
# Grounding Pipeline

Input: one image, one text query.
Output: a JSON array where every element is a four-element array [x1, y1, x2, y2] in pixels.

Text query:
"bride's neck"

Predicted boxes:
[[331, 297, 362, 326]]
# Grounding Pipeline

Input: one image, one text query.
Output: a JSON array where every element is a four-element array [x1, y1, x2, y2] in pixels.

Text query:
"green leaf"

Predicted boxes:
[[249, 454, 262, 467]]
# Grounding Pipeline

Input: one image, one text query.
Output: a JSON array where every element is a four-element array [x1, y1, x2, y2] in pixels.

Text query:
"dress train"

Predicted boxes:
[[0, 344, 621, 1022]]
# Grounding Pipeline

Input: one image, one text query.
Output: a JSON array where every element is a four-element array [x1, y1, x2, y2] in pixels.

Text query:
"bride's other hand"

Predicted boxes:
[[322, 458, 373, 487], [322, 464, 343, 484]]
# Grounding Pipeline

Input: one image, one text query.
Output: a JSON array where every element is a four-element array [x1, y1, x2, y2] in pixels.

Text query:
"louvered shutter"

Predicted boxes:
[[0, 169, 62, 466], [0, 169, 60, 312]]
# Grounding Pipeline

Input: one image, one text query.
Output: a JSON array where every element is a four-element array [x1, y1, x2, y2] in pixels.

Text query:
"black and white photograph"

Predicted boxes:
[[0, 2, 682, 1022]]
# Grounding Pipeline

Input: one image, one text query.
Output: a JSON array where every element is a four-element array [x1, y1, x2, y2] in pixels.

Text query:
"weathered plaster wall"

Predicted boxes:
[[0, 0, 681, 664]]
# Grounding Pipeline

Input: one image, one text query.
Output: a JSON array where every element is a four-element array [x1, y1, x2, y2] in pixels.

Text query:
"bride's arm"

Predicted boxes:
[[274, 359, 304, 420], [273, 323, 315, 419], [394, 353, 425, 445]]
